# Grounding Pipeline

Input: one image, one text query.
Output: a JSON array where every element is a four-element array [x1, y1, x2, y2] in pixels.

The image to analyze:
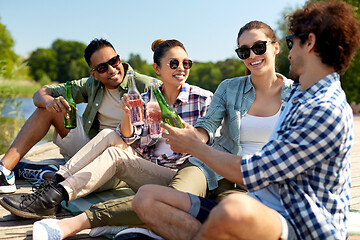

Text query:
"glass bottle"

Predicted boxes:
[[146, 79, 162, 138], [64, 81, 77, 129], [153, 87, 184, 128], [127, 71, 144, 125]]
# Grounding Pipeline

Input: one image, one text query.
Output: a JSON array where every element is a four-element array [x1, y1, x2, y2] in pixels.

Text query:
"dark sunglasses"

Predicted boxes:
[[235, 41, 275, 60], [169, 59, 193, 69], [285, 33, 309, 50], [90, 55, 121, 73]]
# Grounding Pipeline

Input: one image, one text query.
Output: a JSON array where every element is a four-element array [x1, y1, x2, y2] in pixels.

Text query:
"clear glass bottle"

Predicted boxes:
[[127, 71, 144, 125], [153, 87, 184, 129], [64, 81, 77, 129], [146, 79, 162, 138]]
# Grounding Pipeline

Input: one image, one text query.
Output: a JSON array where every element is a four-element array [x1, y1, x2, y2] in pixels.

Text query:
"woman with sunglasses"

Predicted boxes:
[[31, 39, 213, 240]]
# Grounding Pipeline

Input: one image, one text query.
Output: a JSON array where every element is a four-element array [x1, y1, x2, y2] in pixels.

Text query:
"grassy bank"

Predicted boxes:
[[0, 79, 41, 98]]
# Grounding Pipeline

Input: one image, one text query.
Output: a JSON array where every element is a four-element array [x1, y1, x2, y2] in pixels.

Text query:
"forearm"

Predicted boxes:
[[33, 87, 54, 108], [120, 115, 134, 138], [188, 140, 244, 185], [195, 127, 209, 143]]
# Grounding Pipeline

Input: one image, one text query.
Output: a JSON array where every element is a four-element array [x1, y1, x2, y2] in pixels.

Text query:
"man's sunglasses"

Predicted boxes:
[[285, 33, 309, 50], [235, 41, 275, 60], [90, 55, 121, 73], [169, 59, 193, 69]]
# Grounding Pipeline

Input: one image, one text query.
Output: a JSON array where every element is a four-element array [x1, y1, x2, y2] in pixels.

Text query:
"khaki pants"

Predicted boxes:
[[58, 128, 176, 201], [85, 160, 247, 227]]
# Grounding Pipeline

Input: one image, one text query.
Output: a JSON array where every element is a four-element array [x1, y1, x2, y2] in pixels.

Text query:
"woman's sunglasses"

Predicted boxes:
[[90, 55, 121, 73], [285, 33, 309, 50], [169, 59, 193, 69], [235, 41, 275, 60]]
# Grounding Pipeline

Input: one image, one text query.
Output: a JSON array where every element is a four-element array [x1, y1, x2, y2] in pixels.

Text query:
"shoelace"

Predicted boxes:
[[19, 180, 53, 209], [20, 168, 41, 180]]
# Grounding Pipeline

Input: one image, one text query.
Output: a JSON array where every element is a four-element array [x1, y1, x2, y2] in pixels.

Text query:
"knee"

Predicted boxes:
[[208, 194, 256, 227], [132, 185, 158, 220]]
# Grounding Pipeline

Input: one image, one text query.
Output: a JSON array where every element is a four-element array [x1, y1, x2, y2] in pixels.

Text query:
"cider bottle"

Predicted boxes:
[[153, 87, 184, 128], [127, 71, 144, 125], [64, 81, 77, 129], [146, 79, 162, 138]]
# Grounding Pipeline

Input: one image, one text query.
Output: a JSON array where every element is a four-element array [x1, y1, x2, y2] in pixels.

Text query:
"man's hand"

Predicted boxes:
[[45, 96, 71, 118], [161, 121, 203, 154]]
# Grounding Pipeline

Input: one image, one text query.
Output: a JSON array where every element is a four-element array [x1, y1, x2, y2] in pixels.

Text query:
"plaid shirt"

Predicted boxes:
[[242, 73, 353, 239], [117, 83, 213, 169]]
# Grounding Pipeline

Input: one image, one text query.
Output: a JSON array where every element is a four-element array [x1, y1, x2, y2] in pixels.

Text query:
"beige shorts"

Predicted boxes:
[[52, 114, 90, 160]]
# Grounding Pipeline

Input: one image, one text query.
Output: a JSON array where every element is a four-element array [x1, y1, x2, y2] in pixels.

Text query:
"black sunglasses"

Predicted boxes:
[[235, 41, 275, 60], [285, 33, 309, 50], [169, 59, 193, 69], [90, 55, 121, 73]]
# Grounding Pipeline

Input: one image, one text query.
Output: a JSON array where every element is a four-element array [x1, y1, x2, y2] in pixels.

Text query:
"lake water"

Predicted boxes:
[[1, 97, 86, 119]]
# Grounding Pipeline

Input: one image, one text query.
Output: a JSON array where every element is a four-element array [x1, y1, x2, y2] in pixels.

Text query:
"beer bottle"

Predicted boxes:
[[64, 81, 77, 129], [153, 87, 184, 128]]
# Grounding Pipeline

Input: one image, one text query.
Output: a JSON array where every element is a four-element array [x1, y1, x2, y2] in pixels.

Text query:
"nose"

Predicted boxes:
[[249, 49, 256, 58], [107, 64, 117, 73]]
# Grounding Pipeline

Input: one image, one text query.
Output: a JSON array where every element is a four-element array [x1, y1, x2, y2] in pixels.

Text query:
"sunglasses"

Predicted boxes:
[[169, 59, 193, 69], [285, 33, 309, 50], [90, 55, 121, 73], [235, 41, 275, 60]]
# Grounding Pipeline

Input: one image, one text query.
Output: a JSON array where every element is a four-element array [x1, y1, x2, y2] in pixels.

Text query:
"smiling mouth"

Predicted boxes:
[[250, 60, 264, 66]]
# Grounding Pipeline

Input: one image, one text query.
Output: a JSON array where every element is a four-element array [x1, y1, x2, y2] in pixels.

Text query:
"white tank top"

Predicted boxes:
[[240, 109, 281, 156]]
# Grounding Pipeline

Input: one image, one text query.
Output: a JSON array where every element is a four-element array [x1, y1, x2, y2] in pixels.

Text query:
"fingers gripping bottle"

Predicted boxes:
[[146, 79, 162, 138], [64, 81, 77, 129], [127, 71, 145, 125], [153, 87, 184, 129]]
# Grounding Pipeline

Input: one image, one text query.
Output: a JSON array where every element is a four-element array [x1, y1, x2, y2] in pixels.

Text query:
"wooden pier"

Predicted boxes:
[[0, 116, 360, 239]]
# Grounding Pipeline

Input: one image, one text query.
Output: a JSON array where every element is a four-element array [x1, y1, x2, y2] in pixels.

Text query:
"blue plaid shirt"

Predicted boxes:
[[117, 83, 213, 169], [242, 73, 353, 239]]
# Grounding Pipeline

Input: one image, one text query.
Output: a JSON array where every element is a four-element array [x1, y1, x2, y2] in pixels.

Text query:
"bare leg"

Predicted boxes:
[[194, 194, 282, 240], [133, 185, 201, 240], [1, 108, 69, 170], [57, 212, 91, 238]]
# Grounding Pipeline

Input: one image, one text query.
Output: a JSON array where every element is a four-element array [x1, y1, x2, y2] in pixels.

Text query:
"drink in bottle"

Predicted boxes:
[[127, 71, 144, 125], [64, 81, 77, 129], [153, 87, 184, 128], [146, 79, 162, 138]]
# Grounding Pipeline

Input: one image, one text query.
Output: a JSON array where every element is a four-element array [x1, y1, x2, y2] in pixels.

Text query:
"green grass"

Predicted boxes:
[[0, 81, 41, 98]]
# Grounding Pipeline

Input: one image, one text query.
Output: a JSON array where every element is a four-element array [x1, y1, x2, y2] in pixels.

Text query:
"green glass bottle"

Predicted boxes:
[[153, 87, 184, 129], [64, 81, 77, 129]]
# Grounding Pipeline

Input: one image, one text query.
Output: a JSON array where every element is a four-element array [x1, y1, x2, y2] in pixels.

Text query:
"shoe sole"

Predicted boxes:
[[0, 197, 57, 219], [0, 184, 17, 193]]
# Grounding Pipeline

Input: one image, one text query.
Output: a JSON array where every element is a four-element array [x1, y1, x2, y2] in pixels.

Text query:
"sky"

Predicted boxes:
[[0, 0, 307, 63]]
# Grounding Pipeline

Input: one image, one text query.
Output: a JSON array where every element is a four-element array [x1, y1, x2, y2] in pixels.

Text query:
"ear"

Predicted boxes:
[[153, 63, 161, 76], [89, 70, 96, 80], [274, 42, 280, 55], [306, 33, 316, 53]]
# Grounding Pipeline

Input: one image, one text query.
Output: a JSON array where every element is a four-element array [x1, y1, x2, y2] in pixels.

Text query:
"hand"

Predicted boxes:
[[120, 94, 145, 115], [46, 96, 70, 118], [161, 121, 203, 154]]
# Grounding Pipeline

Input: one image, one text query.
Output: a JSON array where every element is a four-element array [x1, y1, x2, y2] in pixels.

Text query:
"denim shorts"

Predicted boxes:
[[187, 193, 299, 240]]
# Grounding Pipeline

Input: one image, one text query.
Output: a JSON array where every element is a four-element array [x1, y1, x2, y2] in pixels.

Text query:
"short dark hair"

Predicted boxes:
[[84, 38, 115, 66], [288, 1, 360, 74]]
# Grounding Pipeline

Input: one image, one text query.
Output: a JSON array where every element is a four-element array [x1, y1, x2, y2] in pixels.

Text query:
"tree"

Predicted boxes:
[[27, 48, 57, 82], [51, 39, 88, 83], [0, 17, 18, 79]]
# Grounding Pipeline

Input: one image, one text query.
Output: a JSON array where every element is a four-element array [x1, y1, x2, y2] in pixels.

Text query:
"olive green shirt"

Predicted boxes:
[[45, 63, 155, 139]]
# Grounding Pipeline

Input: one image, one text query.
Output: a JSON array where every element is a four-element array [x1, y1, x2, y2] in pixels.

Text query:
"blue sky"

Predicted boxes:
[[0, 0, 307, 63]]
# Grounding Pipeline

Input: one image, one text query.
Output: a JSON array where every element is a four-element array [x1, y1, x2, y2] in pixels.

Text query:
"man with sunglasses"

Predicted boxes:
[[0, 38, 154, 193], [132, 2, 360, 239]]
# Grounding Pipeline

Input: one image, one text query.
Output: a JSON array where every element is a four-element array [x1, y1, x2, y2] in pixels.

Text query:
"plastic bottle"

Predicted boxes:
[[64, 81, 77, 129], [127, 71, 144, 125], [153, 87, 184, 128]]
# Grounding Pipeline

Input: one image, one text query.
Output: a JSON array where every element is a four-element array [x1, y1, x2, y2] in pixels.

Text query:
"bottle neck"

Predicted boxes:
[[66, 84, 72, 99], [128, 74, 139, 94], [153, 88, 171, 109]]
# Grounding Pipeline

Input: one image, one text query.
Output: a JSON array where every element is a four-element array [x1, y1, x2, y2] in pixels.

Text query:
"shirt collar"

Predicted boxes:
[[159, 83, 191, 104]]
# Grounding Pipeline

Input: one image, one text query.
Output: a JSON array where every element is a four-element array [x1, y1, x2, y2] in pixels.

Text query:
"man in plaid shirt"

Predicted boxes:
[[132, 2, 360, 239]]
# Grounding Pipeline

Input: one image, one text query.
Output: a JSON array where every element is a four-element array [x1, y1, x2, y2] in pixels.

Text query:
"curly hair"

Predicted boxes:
[[287, 1, 360, 74]]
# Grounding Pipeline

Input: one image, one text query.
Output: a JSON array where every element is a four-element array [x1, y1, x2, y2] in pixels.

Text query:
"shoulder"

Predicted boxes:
[[184, 83, 213, 98], [219, 75, 249, 88]]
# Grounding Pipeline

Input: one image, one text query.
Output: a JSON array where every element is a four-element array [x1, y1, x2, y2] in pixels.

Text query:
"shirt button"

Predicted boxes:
[[281, 99, 284, 103], [95, 103, 99, 106], [292, 97, 299, 104], [88, 121, 91, 124]]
